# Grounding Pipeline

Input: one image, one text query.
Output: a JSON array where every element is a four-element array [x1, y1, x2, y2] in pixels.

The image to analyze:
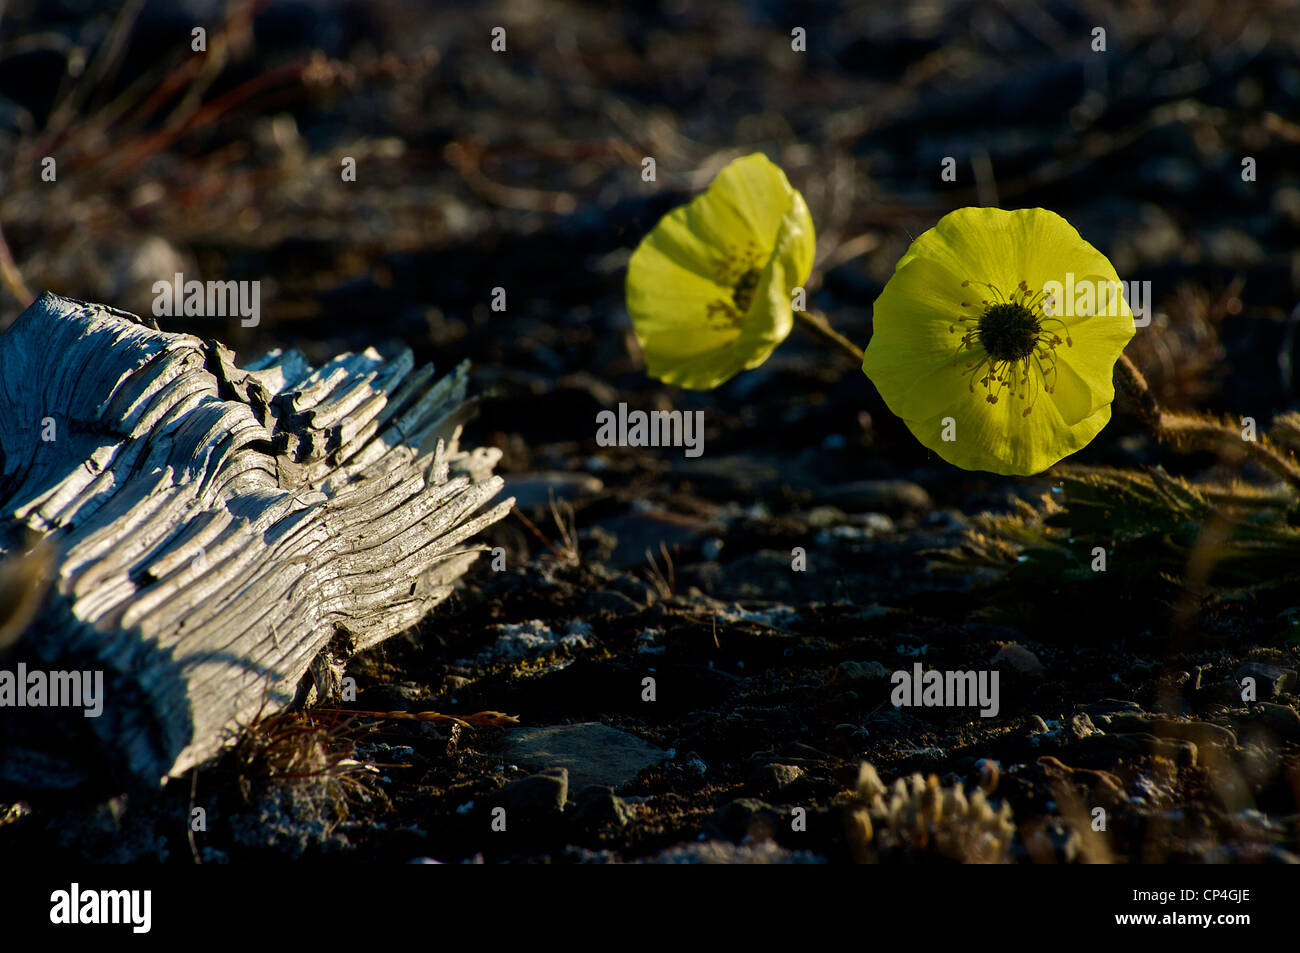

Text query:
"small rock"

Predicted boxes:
[[1066, 713, 1100, 741], [991, 643, 1045, 676], [1036, 756, 1127, 808], [819, 480, 933, 513], [1079, 699, 1142, 719], [705, 798, 782, 842], [495, 768, 568, 816], [1235, 662, 1298, 700], [502, 723, 667, 792], [442, 675, 471, 693], [777, 742, 831, 763], [1106, 715, 1236, 749], [1253, 703, 1300, 740], [680, 754, 709, 779], [834, 660, 891, 684], [1083, 732, 1199, 767], [572, 786, 632, 829], [1157, 738, 1200, 768], [749, 763, 804, 795], [806, 506, 850, 528]]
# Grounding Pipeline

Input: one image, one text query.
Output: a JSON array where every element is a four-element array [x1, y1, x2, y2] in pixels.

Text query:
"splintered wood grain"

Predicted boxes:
[[0, 293, 513, 791]]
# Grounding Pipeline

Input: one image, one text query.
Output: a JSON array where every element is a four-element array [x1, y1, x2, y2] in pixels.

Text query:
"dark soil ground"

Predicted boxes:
[[2, 0, 1300, 863]]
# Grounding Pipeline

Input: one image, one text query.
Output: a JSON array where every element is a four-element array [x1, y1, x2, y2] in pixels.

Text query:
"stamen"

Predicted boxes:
[[946, 277, 1074, 417], [703, 247, 765, 331]]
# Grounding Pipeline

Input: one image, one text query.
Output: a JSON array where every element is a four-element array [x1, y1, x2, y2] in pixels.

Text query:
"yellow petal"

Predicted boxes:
[[865, 206, 1132, 474], [626, 238, 744, 389], [905, 398, 1114, 476], [771, 188, 816, 294], [700, 154, 809, 260], [897, 207, 1105, 295], [626, 153, 815, 389], [861, 255, 972, 423], [1049, 272, 1136, 416], [737, 191, 817, 367], [862, 254, 1101, 426]]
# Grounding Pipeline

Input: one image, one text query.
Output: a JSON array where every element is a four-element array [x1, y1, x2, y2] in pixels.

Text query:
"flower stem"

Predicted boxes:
[[1116, 352, 1300, 487], [795, 309, 864, 364]]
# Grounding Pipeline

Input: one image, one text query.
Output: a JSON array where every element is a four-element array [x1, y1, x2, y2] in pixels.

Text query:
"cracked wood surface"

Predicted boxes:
[[0, 293, 512, 792]]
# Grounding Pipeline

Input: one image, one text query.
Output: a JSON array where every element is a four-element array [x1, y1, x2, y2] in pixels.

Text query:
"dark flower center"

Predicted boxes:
[[704, 247, 765, 332], [948, 279, 1073, 414], [978, 302, 1041, 363], [732, 267, 762, 314]]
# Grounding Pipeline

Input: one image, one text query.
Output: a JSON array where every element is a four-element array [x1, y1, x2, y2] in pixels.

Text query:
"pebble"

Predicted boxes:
[[778, 742, 831, 762], [990, 643, 1045, 676], [974, 758, 1000, 793], [834, 660, 891, 684], [1066, 713, 1100, 741], [806, 506, 850, 528], [818, 479, 933, 513], [495, 768, 568, 816], [1080, 732, 1199, 768], [502, 723, 667, 792], [748, 763, 804, 795], [572, 786, 633, 829], [681, 755, 709, 778], [1079, 699, 1143, 720], [1252, 702, 1300, 739], [705, 798, 782, 842], [1035, 756, 1127, 807], [1234, 662, 1298, 699], [1105, 715, 1236, 749]]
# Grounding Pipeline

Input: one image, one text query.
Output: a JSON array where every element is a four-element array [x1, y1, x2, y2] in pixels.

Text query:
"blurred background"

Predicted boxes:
[[2, 0, 1300, 543]]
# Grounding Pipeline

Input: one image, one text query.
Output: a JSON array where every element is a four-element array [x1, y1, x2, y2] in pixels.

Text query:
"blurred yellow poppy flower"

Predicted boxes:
[[625, 153, 816, 389], [862, 207, 1135, 475]]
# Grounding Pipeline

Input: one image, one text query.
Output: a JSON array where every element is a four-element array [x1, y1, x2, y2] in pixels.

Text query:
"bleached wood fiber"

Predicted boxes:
[[0, 294, 512, 792]]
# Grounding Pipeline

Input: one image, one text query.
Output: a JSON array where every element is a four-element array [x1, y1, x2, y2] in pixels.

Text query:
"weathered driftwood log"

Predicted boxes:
[[0, 293, 512, 793]]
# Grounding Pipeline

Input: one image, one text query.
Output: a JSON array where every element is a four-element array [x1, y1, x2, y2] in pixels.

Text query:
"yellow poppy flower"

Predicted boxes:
[[862, 207, 1135, 475], [625, 153, 816, 389]]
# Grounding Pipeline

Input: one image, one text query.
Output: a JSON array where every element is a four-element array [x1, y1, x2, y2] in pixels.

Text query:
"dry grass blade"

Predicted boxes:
[[511, 490, 580, 564], [644, 540, 676, 599], [228, 707, 367, 786], [321, 708, 520, 728]]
